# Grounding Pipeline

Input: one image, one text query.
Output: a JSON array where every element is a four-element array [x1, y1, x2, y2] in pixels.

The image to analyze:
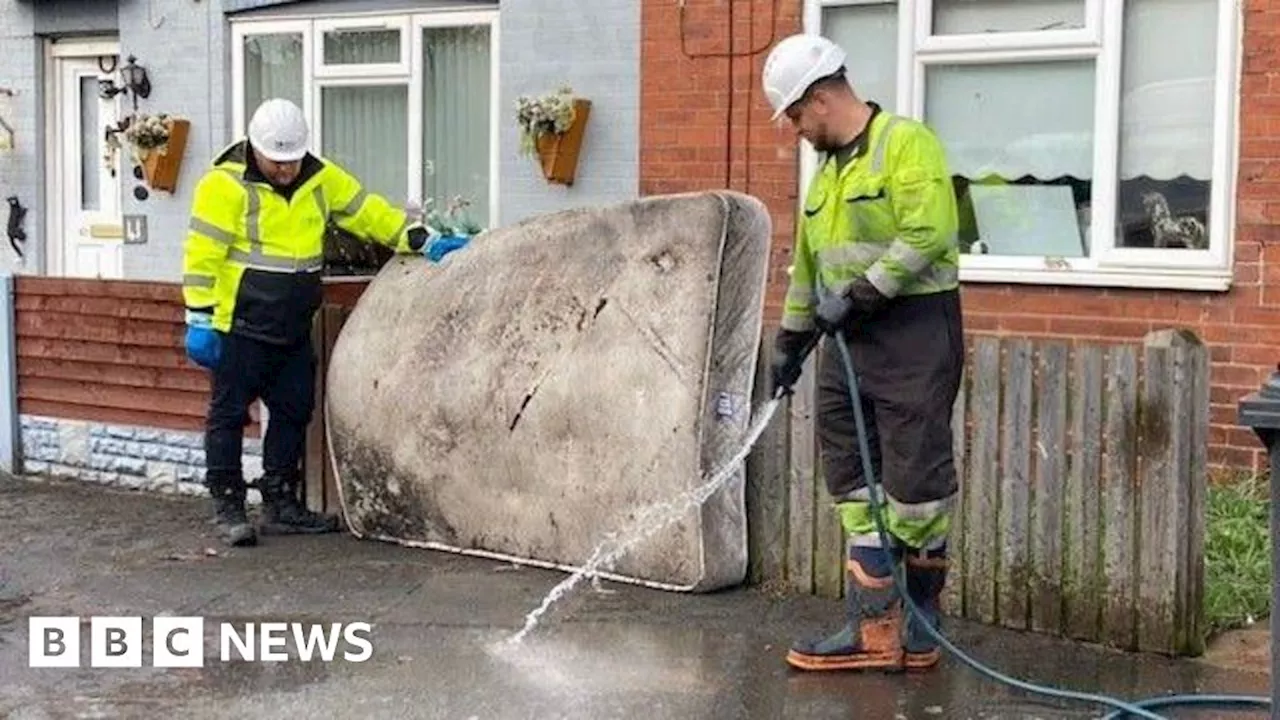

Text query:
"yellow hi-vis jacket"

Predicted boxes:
[[182, 140, 417, 345], [781, 105, 961, 333]]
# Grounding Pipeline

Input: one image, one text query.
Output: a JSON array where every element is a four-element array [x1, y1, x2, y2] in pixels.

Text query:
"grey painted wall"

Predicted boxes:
[[0, 0, 641, 282], [496, 0, 640, 227], [33, 0, 118, 36], [117, 0, 230, 281], [0, 1, 40, 275]]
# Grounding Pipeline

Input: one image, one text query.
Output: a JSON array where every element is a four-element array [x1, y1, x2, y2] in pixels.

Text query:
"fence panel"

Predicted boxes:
[[745, 329, 1210, 656]]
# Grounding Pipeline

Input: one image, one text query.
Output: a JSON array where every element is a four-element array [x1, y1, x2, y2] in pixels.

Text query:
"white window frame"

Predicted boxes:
[[229, 7, 500, 228], [801, 0, 1243, 292], [409, 10, 501, 229], [314, 15, 411, 79]]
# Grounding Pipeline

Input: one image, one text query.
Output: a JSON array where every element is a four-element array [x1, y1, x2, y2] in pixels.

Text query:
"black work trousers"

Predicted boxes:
[[815, 288, 965, 507], [204, 330, 316, 486]]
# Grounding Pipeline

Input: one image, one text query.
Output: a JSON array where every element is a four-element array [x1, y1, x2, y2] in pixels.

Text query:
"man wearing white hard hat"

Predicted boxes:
[[762, 34, 965, 673], [181, 98, 461, 547]]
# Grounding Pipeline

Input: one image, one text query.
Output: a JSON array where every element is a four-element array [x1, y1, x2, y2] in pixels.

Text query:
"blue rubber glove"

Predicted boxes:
[[184, 310, 221, 370], [425, 234, 471, 263]]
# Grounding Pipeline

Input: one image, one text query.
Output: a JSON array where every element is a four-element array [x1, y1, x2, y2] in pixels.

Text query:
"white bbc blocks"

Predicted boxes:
[[28, 616, 80, 668], [27, 616, 373, 667], [29, 616, 204, 668], [91, 616, 144, 667], [152, 616, 205, 667]]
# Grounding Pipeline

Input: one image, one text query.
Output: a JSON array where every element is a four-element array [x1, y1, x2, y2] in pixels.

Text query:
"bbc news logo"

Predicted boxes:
[[28, 616, 374, 668]]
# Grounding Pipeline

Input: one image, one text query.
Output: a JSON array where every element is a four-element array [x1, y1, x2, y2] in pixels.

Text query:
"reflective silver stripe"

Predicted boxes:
[[865, 238, 933, 298], [188, 218, 236, 245], [871, 115, 903, 174], [931, 264, 959, 287], [336, 190, 368, 217], [244, 182, 262, 252], [780, 314, 815, 332], [849, 532, 883, 549], [833, 487, 871, 503], [227, 247, 324, 273], [817, 241, 889, 269], [183, 274, 215, 288], [865, 263, 900, 298], [883, 239, 932, 275]]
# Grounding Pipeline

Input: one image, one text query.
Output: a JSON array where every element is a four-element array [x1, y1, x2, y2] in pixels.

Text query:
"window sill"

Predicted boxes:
[[959, 265, 1233, 293]]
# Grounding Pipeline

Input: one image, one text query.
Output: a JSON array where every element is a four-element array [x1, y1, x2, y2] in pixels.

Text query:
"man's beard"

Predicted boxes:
[[810, 135, 839, 154]]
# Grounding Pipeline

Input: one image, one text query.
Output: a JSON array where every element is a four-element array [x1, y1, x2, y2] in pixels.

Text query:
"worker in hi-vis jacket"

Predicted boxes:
[[180, 98, 465, 547], [762, 34, 966, 673]]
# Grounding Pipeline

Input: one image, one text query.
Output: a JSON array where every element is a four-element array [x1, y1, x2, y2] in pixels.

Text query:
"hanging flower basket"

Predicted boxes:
[[123, 113, 190, 193], [516, 86, 591, 186]]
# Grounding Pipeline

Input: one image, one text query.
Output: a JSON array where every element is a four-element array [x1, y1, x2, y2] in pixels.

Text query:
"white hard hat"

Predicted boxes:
[[761, 34, 847, 121], [248, 98, 309, 162]]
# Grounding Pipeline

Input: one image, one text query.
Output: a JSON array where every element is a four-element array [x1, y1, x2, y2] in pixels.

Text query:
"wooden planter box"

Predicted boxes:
[[141, 118, 190, 193], [534, 99, 591, 186]]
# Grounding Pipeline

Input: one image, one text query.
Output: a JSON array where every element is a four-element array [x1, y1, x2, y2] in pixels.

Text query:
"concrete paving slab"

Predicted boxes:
[[0, 475, 1269, 720]]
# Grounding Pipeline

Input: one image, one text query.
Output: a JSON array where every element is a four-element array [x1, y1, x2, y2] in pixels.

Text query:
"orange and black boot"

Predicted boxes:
[[902, 544, 948, 670], [785, 545, 904, 672]]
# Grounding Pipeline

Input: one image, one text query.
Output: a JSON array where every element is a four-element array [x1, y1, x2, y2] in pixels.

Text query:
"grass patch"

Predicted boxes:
[[1204, 472, 1272, 636]]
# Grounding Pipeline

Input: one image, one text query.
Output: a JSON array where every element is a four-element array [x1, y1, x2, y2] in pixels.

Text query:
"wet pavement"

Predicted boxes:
[[0, 474, 1269, 719]]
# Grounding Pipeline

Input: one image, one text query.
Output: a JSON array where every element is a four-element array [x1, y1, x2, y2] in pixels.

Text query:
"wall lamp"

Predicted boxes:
[[98, 55, 151, 111]]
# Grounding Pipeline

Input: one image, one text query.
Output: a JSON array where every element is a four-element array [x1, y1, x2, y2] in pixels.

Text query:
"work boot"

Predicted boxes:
[[258, 470, 339, 535], [902, 545, 948, 670], [206, 473, 257, 547], [786, 545, 905, 672]]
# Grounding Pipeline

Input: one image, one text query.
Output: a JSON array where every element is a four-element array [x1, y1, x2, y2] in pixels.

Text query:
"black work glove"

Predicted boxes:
[[814, 277, 890, 336], [406, 225, 431, 253], [770, 328, 817, 397]]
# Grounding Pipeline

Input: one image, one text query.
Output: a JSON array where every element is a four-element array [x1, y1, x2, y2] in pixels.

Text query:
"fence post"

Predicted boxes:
[[0, 274, 17, 475], [1236, 369, 1280, 708]]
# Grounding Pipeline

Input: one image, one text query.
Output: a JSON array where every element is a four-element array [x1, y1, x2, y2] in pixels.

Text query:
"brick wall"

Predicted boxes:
[[640, 0, 803, 319], [641, 0, 1279, 474]]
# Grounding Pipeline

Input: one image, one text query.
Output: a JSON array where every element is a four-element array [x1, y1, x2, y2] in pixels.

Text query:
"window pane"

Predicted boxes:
[[925, 60, 1095, 257], [932, 0, 1085, 35], [1116, 0, 1217, 250], [422, 24, 491, 229], [324, 27, 400, 65], [79, 76, 100, 211], [243, 33, 304, 130], [321, 85, 408, 202], [823, 1, 898, 110]]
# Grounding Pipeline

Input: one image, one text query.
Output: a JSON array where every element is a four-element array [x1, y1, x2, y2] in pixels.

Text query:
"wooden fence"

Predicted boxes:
[[745, 328, 1211, 657], [300, 301, 355, 519], [12, 277, 224, 433]]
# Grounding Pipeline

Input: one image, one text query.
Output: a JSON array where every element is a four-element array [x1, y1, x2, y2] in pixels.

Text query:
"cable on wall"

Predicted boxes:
[[677, 0, 781, 195]]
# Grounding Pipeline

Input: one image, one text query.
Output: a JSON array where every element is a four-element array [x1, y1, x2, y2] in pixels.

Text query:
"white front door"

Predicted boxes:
[[54, 56, 123, 279]]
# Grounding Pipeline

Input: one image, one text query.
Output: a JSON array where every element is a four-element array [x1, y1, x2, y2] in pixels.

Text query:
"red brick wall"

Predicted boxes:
[[640, 0, 1279, 474], [640, 0, 803, 315]]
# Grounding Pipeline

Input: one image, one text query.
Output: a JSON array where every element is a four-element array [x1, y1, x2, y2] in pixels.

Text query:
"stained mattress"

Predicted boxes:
[[325, 190, 773, 592]]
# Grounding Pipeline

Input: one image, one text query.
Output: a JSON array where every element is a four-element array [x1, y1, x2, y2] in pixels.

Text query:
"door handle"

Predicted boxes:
[[88, 223, 123, 239]]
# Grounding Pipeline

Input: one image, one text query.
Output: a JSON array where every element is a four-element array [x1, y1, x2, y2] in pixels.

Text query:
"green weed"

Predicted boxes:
[[1204, 472, 1271, 637]]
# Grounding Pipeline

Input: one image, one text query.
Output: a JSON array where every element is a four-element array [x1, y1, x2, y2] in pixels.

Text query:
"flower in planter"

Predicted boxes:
[[122, 113, 173, 162], [515, 85, 577, 157]]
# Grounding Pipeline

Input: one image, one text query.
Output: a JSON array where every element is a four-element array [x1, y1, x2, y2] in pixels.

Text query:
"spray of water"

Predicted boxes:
[[503, 397, 782, 647]]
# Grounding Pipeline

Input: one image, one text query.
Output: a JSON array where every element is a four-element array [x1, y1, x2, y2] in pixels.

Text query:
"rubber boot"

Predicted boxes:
[[902, 545, 948, 670], [786, 545, 905, 672], [258, 470, 340, 535], [206, 472, 257, 547]]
